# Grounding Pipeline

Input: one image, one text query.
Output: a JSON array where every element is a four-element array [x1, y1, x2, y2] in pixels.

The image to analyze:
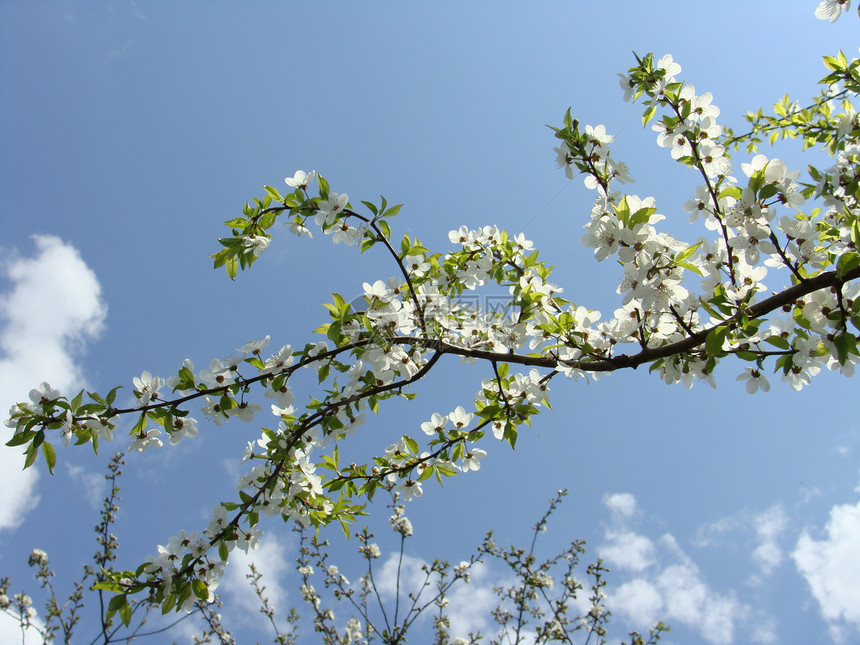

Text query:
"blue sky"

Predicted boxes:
[[1, 1, 859, 643]]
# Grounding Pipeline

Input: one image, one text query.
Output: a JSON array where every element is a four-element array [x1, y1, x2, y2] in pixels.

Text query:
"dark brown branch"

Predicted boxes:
[[389, 265, 859, 373]]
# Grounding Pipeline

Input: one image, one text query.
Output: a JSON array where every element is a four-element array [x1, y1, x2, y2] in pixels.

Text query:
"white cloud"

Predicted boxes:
[[601, 495, 754, 644], [374, 551, 432, 598], [222, 536, 290, 618], [612, 578, 663, 626], [371, 553, 501, 640], [605, 492, 637, 517], [793, 498, 860, 642], [0, 612, 45, 644], [445, 562, 498, 639], [749, 616, 778, 644], [0, 235, 106, 531], [598, 530, 656, 573], [655, 561, 746, 645]]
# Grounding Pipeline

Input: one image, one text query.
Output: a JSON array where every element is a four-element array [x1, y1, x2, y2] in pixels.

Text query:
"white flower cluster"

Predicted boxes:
[[142, 528, 221, 595], [572, 52, 860, 390], [389, 503, 413, 536], [4, 382, 117, 446], [125, 336, 301, 454]]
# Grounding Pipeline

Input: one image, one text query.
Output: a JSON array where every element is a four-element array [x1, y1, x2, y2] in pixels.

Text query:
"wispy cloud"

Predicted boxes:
[[128, 0, 145, 21], [66, 463, 110, 511], [694, 503, 789, 584], [0, 235, 106, 530], [107, 39, 134, 60], [751, 505, 788, 580]]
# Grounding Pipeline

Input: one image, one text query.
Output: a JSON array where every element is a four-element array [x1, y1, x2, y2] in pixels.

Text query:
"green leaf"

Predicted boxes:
[[764, 335, 790, 350], [24, 441, 39, 469], [758, 183, 778, 200], [88, 391, 107, 406], [211, 246, 236, 269], [107, 594, 131, 627], [226, 255, 238, 280], [70, 389, 84, 411], [705, 325, 729, 356], [614, 195, 631, 223], [131, 412, 147, 436], [359, 231, 377, 252], [192, 579, 209, 601], [332, 292, 346, 312], [317, 362, 330, 383], [405, 244, 428, 257], [641, 104, 657, 127], [834, 333, 849, 365], [107, 594, 127, 612], [382, 204, 402, 218], [120, 599, 132, 626], [676, 261, 704, 276], [404, 435, 419, 454], [263, 185, 282, 202], [326, 322, 342, 343], [719, 186, 742, 201], [674, 241, 701, 265], [378, 220, 391, 240], [6, 430, 34, 448], [258, 210, 277, 229], [628, 206, 657, 229], [42, 442, 56, 475], [93, 580, 125, 593], [104, 386, 122, 406], [161, 593, 176, 615], [505, 422, 518, 449], [837, 251, 860, 278], [823, 55, 843, 72], [223, 217, 248, 229], [245, 356, 264, 370], [318, 174, 330, 199]]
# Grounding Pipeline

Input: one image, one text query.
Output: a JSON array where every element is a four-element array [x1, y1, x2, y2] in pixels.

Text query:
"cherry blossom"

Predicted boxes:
[[815, 0, 851, 22], [132, 370, 165, 407], [198, 358, 237, 389], [460, 447, 487, 472], [315, 192, 348, 227], [737, 368, 771, 394], [285, 169, 316, 191], [29, 382, 62, 408], [449, 406, 473, 430], [420, 413, 448, 436], [169, 416, 198, 445], [128, 428, 163, 453]]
